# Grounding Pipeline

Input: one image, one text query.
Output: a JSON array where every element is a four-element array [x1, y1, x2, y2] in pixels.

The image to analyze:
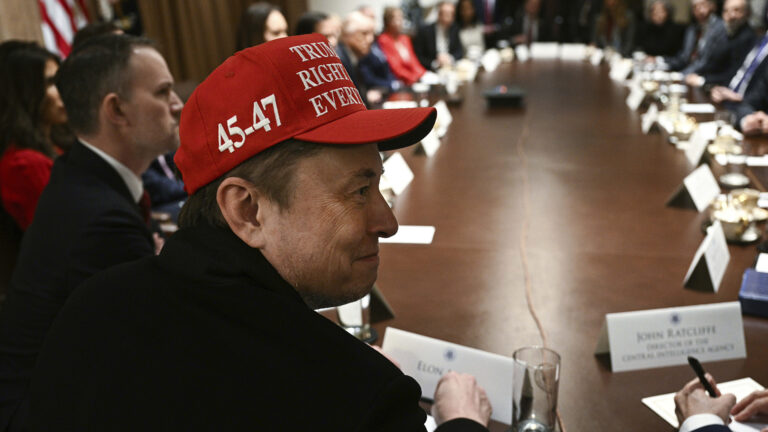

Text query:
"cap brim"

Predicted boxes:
[[294, 107, 437, 151]]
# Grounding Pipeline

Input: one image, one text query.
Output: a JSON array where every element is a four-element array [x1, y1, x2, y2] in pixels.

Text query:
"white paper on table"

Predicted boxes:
[[715, 154, 729, 166], [681, 103, 716, 114], [756, 253, 768, 273], [382, 101, 418, 109], [379, 225, 436, 244], [642, 378, 766, 429]]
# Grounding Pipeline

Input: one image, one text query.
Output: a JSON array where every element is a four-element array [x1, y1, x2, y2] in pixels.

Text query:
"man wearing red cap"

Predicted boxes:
[[26, 34, 491, 431]]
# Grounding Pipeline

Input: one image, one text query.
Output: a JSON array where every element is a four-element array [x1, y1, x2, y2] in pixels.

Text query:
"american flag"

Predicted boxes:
[[38, 0, 90, 58]]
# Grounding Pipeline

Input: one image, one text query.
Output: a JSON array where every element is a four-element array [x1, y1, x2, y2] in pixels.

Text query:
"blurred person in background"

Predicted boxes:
[[511, 0, 550, 45], [655, 0, 721, 70], [684, 0, 755, 87], [457, 0, 485, 55], [636, 0, 685, 56], [378, 7, 428, 85], [592, 0, 637, 57], [414, 1, 465, 70], [709, 6, 768, 104], [338, 11, 383, 105], [295, 11, 342, 48], [0, 42, 67, 231], [236, 2, 288, 49]]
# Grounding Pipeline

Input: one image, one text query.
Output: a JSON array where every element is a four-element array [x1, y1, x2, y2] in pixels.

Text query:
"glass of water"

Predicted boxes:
[[512, 346, 561, 432]]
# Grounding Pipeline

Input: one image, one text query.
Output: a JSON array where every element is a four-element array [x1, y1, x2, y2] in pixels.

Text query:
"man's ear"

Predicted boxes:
[[217, 177, 270, 248], [101, 93, 129, 128]]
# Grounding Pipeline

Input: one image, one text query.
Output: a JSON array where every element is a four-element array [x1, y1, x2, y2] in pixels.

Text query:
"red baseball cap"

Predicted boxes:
[[175, 33, 437, 194]]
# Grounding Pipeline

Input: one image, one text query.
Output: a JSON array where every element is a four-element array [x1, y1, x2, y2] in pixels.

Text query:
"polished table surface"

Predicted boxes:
[[372, 60, 768, 431]]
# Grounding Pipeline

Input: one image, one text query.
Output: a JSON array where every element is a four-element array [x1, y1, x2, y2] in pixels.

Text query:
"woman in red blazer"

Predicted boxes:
[[0, 41, 67, 230], [377, 7, 427, 86]]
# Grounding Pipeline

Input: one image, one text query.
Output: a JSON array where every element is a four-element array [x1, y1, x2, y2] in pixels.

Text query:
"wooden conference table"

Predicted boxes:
[[372, 60, 768, 431]]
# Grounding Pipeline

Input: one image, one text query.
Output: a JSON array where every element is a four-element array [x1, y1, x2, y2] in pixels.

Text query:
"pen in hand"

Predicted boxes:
[[688, 356, 718, 397]]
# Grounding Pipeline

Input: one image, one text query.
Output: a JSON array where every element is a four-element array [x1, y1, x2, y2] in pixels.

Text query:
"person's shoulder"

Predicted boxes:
[[1, 147, 52, 165]]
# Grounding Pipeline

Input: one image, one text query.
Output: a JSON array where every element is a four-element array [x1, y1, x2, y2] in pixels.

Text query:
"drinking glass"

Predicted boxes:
[[512, 346, 560, 432]]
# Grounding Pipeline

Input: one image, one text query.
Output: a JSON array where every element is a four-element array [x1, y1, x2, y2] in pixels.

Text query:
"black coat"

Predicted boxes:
[[0, 141, 153, 431], [27, 225, 487, 431], [413, 23, 465, 70], [636, 21, 685, 57], [692, 23, 757, 85], [337, 42, 371, 106]]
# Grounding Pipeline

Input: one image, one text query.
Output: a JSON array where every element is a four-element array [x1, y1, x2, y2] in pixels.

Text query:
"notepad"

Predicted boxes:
[[642, 378, 766, 430]]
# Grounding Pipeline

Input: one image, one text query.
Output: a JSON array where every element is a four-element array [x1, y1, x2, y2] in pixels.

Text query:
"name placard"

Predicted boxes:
[[684, 220, 730, 292], [382, 327, 514, 423], [610, 59, 633, 82], [433, 100, 453, 138], [595, 302, 746, 372], [560, 43, 587, 61], [626, 84, 644, 111], [590, 49, 604, 66], [419, 128, 441, 157], [641, 104, 659, 134], [515, 44, 530, 62], [684, 128, 708, 166], [381, 152, 414, 195], [530, 42, 559, 59], [682, 164, 720, 212]]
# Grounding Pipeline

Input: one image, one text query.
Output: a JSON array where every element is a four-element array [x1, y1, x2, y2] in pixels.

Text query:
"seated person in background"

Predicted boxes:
[[511, 0, 551, 46], [709, 7, 768, 103], [0, 42, 67, 231], [236, 2, 288, 49], [359, 40, 403, 94], [378, 6, 428, 85], [337, 11, 383, 106], [656, 0, 721, 71], [592, 0, 637, 57], [295, 11, 343, 48], [727, 65, 768, 134], [414, 1, 465, 70], [0, 34, 182, 431], [70, 21, 122, 51], [684, 0, 756, 87], [674, 374, 768, 431], [457, 0, 485, 55], [141, 151, 186, 220], [26, 34, 492, 432], [295, 10, 328, 36], [636, 0, 685, 57]]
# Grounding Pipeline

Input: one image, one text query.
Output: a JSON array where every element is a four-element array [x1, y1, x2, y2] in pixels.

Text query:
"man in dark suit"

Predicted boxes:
[[0, 34, 182, 431], [675, 374, 768, 431], [26, 34, 491, 431], [685, 0, 757, 87], [336, 10, 380, 106], [660, 0, 721, 71], [414, 1, 465, 70]]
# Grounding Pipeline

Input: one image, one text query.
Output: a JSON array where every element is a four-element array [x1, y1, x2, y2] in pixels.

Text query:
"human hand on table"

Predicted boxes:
[[731, 389, 768, 429], [674, 373, 736, 425], [741, 111, 768, 135], [710, 86, 742, 103], [432, 371, 492, 427]]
